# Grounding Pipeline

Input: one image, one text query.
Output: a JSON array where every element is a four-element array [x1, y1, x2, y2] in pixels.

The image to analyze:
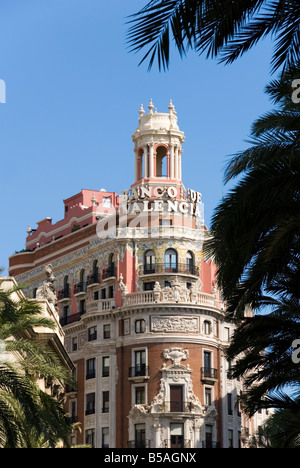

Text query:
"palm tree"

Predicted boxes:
[[250, 393, 300, 448], [0, 280, 73, 448], [126, 0, 300, 72], [205, 63, 300, 318], [204, 64, 300, 415]]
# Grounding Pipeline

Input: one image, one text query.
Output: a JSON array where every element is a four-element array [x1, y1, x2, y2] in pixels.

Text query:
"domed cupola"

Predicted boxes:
[[131, 100, 185, 187]]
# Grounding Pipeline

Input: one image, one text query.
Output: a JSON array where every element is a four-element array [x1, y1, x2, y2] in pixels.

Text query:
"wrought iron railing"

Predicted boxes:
[[102, 265, 117, 280], [73, 282, 87, 294], [57, 286, 70, 300], [87, 272, 100, 286], [201, 367, 218, 381], [128, 365, 149, 378], [140, 263, 200, 276]]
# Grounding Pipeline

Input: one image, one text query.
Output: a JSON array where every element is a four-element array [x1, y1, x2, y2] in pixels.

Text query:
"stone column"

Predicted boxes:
[[169, 145, 174, 179], [175, 146, 179, 180], [149, 143, 154, 178]]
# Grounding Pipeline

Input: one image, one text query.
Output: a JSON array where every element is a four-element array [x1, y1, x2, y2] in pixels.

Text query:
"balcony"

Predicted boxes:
[[163, 439, 192, 448], [202, 441, 221, 449], [127, 440, 151, 449], [123, 290, 217, 308], [201, 367, 218, 383], [57, 286, 70, 302], [87, 273, 100, 287], [86, 298, 115, 315], [102, 265, 116, 280], [73, 282, 87, 296], [59, 311, 86, 326], [140, 263, 200, 277], [128, 365, 149, 379], [162, 401, 193, 413]]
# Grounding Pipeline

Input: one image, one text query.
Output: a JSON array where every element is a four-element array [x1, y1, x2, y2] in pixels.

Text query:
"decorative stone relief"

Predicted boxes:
[[163, 347, 189, 366], [151, 316, 199, 333], [79, 331, 87, 348]]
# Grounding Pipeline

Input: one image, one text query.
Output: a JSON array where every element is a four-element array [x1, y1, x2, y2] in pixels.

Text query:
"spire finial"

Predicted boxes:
[[139, 104, 145, 117], [168, 99, 176, 114], [148, 99, 154, 114]]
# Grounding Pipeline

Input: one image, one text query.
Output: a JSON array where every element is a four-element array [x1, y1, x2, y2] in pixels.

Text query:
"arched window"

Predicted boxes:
[[93, 259, 98, 276], [108, 253, 115, 267], [144, 250, 156, 274], [103, 253, 116, 279], [138, 148, 145, 179], [186, 251, 194, 274], [165, 248, 178, 272], [156, 146, 167, 177], [64, 275, 69, 291], [80, 268, 85, 284]]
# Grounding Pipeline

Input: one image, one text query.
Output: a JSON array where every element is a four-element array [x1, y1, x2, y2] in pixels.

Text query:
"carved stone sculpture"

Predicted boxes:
[[163, 347, 189, 366], [36, 264, 58, 310]]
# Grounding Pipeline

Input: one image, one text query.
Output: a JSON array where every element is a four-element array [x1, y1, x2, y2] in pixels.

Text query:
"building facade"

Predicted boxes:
[[9, 101, 268, 448]]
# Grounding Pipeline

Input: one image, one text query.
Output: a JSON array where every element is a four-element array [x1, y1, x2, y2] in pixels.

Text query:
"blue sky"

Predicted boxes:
[[0, 0, 276, 274]]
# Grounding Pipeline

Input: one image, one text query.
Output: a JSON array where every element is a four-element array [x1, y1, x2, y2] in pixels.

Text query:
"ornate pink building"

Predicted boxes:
[[9, 101, 268, 448]]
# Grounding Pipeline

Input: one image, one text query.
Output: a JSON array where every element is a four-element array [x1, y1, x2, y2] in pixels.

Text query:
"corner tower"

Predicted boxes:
[[132, 100, 185, 195]]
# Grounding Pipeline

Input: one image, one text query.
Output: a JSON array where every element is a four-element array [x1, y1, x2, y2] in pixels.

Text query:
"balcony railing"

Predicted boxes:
[[127, 440, 151, 449], [163, 439, 191, 448], [73, 282, 87, 295], [87, 272, 100, 286], [86, 298, 115, 314], [140, 263, 200, 276], [202, 441, 221, 448], [128, 365, 149, 378], [201, 367, 218, 381], [102, 265, 116, 280], [57, 286, 70, 301], [123, 290, 217, 308], [162, 401, 193, 413], [59, 311, 86, 326]]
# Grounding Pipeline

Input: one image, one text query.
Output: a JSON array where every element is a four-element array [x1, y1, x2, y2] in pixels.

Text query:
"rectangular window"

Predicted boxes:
[[204, 351, 212, 370], [79, 299, 86, 315], [170, 385, 183, 412], [103, 324, 111, 339], [102, 427, 109, 448], [102, 391, 109, 413], [101, 288, 106, 300], [102, 356, 110, 377], [228, 429, 233, 448], [72, 337, 77, 351], [135, 424, 146, 448], [228, 394, 233, 415], [86, 393, 95, 415], [143, 282, 155, 291], [134, 350, 146, 376], [108, 285, 114, 298], [70, 401, 77, 423], [205, 425, 213, 448], [135, 386, 146, 405], [170, 423, 184, 449], [205, 387, 212, 406], [86, 358, 96, 380], [85, 429, 95, 448], [88, 326, 97, 342], [93, 291, 99, 301]]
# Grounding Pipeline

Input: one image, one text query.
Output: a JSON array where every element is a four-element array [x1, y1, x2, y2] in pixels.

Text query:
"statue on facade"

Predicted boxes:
[[36, 264, 58, 310]]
